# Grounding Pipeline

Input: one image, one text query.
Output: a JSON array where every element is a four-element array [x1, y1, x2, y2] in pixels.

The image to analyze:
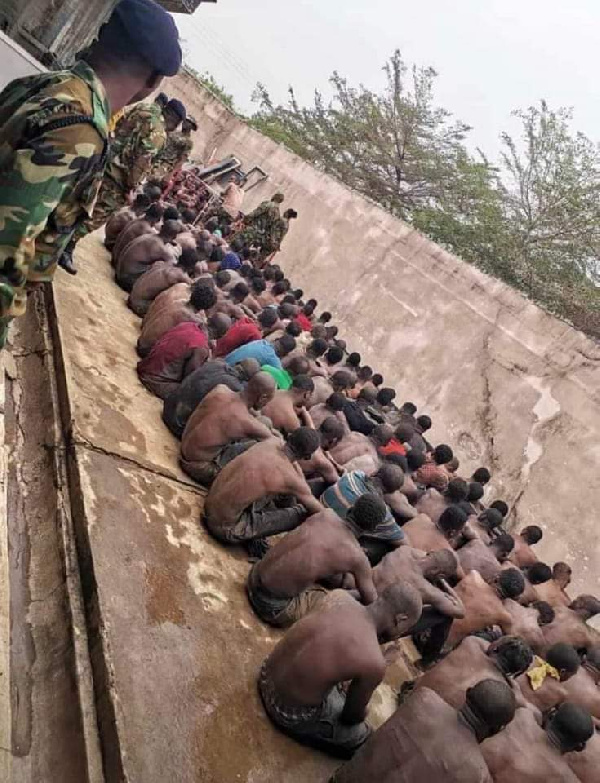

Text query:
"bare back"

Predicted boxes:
[[373, 546, 429, 595], [310, 405, 349, 434], [205, 439, 311, 528], [329, 432, 376, 466], [181, 386, 270, 461], [534, 579, 571, 608], [256, 510, 371, 598], [112, 217, 155, 264], [503, 599, 547, 653], [333, 688, 493, 783], [145, 282, 191, 322], [265, 591, 384, 706], [308, 376, 334, 407], [262, 391, 301, 434], [104, 207, 134, 249], [129, 262, 190, 316], [415, 488, 447, 523], [402, 514, 453, 553], [516, 669, 567, 713], [562, 667, 600, 718], [139, 301, 201, 354], [413, 636, 504, 708], [117, 234, 173, 282], [457, 539, 502, 583], [446, 571, 511, 648], [542, 607, 598, 654], [565, 726, 600, 781], [482, 708, 579, 783], [509, 536, 539, 568]]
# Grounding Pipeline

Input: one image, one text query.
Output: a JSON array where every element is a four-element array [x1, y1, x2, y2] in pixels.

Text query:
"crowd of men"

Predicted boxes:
[[107, 170, 599, 779], [0, 1, 598, 780]]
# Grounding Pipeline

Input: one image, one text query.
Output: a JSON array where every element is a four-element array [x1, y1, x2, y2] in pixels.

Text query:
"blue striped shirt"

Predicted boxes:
[[321, 470, 405, 543]]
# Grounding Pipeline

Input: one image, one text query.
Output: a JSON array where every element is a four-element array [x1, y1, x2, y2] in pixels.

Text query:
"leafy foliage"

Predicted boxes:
[[250, 52, 599, 338]]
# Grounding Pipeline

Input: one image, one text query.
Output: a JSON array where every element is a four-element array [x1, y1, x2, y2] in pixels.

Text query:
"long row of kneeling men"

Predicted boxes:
[[101, 184, 599, 781]]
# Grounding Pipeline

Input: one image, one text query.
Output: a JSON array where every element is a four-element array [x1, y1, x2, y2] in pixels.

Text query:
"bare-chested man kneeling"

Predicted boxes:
[[116, 219, 181, 292], [502, 598, 555, 654], [562, 646, 600, 720], [402, 505, 468, 553], [374, 547, 465, 664], [104, 192, 150, 250], [258, 584, 422, 757], [111, 202, 163, 265], [415, 478, 469, 523], [261, 374, 315, 434], [409, 635, 533, 710], [180, 372, 277, 485], [331, 679, 517, 782], [542, 595, 600, 655], [534, 562, 573, 608], [204, 428, 323, 546], [509, 524, 543, 568], [457, 532, 515, 583], [247, 495, 386, 627], [445, 568, 525, 649], [481, 701, 594, 782], [516, 642, 581, 714]]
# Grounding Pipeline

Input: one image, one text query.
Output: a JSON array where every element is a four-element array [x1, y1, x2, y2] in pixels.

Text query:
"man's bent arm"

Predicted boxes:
[[340, 667, 384, 725], [351, 559, 377, 605]]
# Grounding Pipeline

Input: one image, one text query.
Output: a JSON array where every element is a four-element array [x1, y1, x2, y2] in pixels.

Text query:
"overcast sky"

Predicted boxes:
[[174, 0, 599, 158]]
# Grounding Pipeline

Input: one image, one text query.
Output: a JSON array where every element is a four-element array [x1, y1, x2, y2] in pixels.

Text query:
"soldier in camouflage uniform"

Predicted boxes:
[[0, 0, 182, 347], [84, 97, 186, 232], [236, 193, 285, 261], [148, 114, 196, 186]]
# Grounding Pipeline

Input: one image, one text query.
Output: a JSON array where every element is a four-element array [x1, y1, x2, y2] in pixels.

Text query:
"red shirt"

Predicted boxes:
[[137, 322, 208, 396], [213, 317, 261, 358], [378, 438, 407, 457], [295, 313, 313, 332]]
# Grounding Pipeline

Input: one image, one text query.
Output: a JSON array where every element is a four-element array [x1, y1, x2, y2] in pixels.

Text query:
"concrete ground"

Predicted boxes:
[[41, 233, 415, 782]]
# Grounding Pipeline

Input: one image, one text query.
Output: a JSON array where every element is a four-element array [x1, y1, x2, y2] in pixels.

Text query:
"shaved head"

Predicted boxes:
[[246, 371, 277, 409], [208, 313, 231, 339], [237, 358, 261, 380]]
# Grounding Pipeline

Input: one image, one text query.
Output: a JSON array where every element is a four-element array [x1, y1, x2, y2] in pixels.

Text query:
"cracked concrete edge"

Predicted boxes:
[[0, 348, 12, 780], [37, 289, 106, 783], [44, 279, 204, 495], [43, 283, 204, 783]]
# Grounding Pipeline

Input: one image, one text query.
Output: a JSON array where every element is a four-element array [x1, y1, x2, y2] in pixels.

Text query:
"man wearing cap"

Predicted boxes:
[[149, 113, 196, 186], [0, 0, 182, 347], [82, 96, 186, 234]]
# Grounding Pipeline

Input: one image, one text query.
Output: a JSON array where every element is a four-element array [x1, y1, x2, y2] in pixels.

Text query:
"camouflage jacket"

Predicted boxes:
[[0, 61, 110, 315], [107, 102, 167, 192], [148, 130, 192, 181]]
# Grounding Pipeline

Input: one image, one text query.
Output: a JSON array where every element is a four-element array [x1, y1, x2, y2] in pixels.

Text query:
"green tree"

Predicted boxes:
[[250, 54, 600, 337], [499, 102, 600, 332], [251, 51, 485, 221]]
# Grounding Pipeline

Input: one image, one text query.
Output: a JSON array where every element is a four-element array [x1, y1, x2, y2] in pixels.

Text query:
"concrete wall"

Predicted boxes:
[[163, 70, 600, 602], [0, 0, 115, 64], [0, 30, 44, 90]]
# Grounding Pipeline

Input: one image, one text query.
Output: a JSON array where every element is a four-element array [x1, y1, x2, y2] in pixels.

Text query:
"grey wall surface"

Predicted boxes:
[[0, 29, 44, 90], [164, 70, 600, 602]]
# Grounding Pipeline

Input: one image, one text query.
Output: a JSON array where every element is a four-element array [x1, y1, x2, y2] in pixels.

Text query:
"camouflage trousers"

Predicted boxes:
[[86, 175, 128, 233]]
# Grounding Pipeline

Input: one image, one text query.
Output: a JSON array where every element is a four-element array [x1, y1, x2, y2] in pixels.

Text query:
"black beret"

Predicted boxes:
[[112, 0, 182, 76], [166, 98, 186, 121]]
